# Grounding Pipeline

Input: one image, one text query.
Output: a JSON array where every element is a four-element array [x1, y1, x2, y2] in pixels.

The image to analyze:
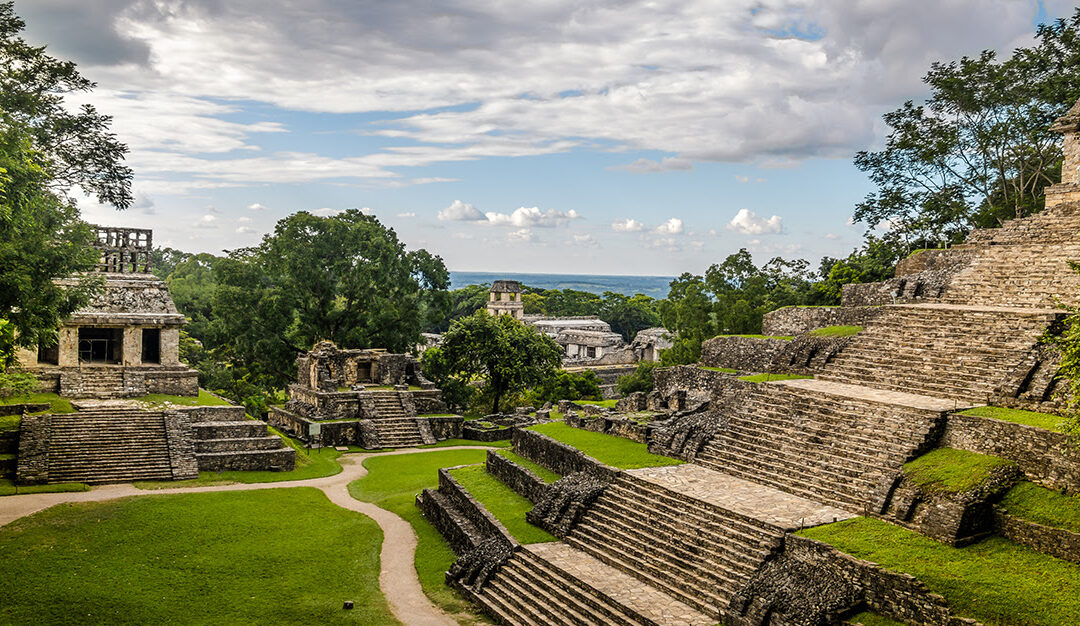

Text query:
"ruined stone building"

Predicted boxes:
[[487, 279, 525, 320], [270, 341, 460, 448], [16, 226, 198, 398]]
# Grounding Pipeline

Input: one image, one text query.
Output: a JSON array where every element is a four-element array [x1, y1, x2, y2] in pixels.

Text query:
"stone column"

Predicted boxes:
[[122, 327, 141, 366], [160, 327, 181, 366], [15, 346, 37, 368], [57, 326, 79, 367]]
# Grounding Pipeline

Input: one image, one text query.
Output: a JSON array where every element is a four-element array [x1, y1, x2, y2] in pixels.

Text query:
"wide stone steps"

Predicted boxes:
[[372, 417, 423, 447], [941, 240, 1080, 308], [564, 472, 782, 617], [47, 410, 174, 483], [476, 543, 714, 626], [194, 436, 284, 453], [191, 411, 295, 472]]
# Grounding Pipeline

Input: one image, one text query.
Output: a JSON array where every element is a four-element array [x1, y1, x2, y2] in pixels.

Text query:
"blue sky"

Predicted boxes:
[[17, 0, 1072, 276]]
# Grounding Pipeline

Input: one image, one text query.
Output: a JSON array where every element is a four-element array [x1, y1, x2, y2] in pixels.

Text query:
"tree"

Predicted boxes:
[[212, 210, 448, 386], [599, 292, 660, 342], [813, 236, 905, 304], [0, 2, 132, 209], [164, 253, 220, 341], [854, 11, 1080, 244], [524, 369, 602, 406], [0, 2, 132, 365], [616, 361, 658, 396], [422, 311, 562, 415]]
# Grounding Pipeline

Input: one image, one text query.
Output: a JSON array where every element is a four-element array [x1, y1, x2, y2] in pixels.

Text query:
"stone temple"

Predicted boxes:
[[16, 226, 199, 398]]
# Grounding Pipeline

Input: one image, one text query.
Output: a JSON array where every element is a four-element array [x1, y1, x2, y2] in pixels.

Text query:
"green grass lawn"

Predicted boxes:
[[698, 366, 737, 373], [449, 464, 556, 544], [1000, 482, 1080, 533], [348, 449, 493, 625], [798, 517, 1080, 625], [903, 448, 1014, 494], [847, 611, 905, 626], [0, 413, 19, 431], [738, 373, 814, 383], [496, 449, 561, 483], [572, 399, 618, 408], [0, 392, 75, 414], [956, 406, 1065, 432], [421, 438, 510, 449], [0, 488, 397, 624], [0, 479, 89, 496], [136, 389, 232, 408], [808, 325, 863, 338], [527, 421, 682, 470]]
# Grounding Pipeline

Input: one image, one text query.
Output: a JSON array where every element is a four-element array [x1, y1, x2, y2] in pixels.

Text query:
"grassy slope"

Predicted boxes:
[[956, 406, 1064, 432], [1000, 482, 1080, 533], [348, 449, 492, 625], [903, 448, 1014, 494], [808, 325, 862, 337], [496, 449, 561, 483], [0, 392, 74, 414], [572, 399, 618, 408], [527, 421, 682, 469], [738, 373, 814, 383], [798, 517, 1080, 625], [136, 389, 232, 407], [449, 464, 556, 544], [848, 612, 905, 626], [0, 488, 397, 625]]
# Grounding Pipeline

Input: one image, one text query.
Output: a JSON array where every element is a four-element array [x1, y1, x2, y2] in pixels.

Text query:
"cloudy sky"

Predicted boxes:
[[17, 0, 1070, 276]]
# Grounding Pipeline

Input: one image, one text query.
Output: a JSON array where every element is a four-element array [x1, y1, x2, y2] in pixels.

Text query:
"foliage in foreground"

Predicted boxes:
[[0, 488, 396, 624], [797, 516, 1080, 625], [999, 481, 1080, 534], [617, 360, 659, 396]]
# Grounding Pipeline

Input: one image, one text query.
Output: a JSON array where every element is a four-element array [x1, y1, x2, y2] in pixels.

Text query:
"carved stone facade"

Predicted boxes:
[[17, 226, 198, 398]]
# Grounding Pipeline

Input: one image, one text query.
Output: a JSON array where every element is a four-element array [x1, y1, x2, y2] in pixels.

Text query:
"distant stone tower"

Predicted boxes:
[[487, 280, 524, 320], [1049, 99, 1080, 205]]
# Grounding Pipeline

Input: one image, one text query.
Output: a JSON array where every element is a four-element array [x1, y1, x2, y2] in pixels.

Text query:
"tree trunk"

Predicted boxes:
[[491, 371, 502, 415]]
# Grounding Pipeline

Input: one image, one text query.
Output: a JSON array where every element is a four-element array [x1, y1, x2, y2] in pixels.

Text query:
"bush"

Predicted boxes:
[[523, 370, 602, 407], [658, 336, 700, 366], [617, 361, 659, 396], [0, 371, 37, 399]]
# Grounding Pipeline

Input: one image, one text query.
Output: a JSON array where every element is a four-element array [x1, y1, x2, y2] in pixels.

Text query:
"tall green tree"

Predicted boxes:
[[600, 291, 660, 342], [854, 11, 1080, 244], [422, 311, 562, 414], [212, 210, 449, 386]]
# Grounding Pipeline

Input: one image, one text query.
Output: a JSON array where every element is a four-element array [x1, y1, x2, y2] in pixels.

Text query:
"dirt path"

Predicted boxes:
[[0, 446, 493, 626]]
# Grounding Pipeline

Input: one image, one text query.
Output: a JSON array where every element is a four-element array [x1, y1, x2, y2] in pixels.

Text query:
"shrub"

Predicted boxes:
[[523, 369, 602, 407], [0, 371, 36, 399], [617, 361, 659, 396]]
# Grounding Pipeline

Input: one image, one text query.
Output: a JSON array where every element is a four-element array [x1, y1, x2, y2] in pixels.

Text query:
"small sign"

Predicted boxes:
[[309, 423, 322, 437]]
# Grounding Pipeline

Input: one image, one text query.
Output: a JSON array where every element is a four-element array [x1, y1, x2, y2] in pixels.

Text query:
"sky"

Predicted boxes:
[[15, 0, 1074, 276]]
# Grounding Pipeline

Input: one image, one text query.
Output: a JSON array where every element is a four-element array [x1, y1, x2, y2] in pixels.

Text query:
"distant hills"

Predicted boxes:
[[449, 271, 674, 299]]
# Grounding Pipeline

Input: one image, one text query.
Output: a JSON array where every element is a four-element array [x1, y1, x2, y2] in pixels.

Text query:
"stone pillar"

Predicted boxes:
[[122, 327, 142, 366], [57, 326, 78, 367], [160, 327, 181, 366], [15, 346, 37, 368]]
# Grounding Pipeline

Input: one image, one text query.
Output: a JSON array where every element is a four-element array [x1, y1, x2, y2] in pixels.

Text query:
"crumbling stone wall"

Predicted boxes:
[[163, 409, 199, 480], [511, 428, 616, 480], [486, 449, 548, 503], [841, 251, 975, 308], [994, 511, 1080, 564], [762, 306, 880, 337], [700, 336, 788, 372], [526, 471, 610, 537], [15, 413, 49, 485]]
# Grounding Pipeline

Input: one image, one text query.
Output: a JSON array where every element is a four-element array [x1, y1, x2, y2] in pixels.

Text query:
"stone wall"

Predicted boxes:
[[163, 409, 199, 480], [462, 425, 512, 442], [653, 365, 750, 408], [15, 413, 49, 484], [841, 251, 974, 308], [511, 428, 617, 481], [413, 390, 447, 414], [940, 412, 1080, 494], [700, 336, 788, 372], [729, 535, 976, 626], [995, 511, 1080, 564], [438, 466, 518, 550], [761, 306, 880, 336], [485, 449, 548, 503], [565, 412, 650, 444], [426, 416, 463, 440]]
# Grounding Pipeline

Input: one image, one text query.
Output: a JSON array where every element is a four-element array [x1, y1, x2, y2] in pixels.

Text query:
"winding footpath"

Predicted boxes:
[[0, 446, 495, 626]]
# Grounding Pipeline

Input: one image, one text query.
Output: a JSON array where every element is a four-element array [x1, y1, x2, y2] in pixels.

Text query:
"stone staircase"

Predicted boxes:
[[191, 406, 295, 471], [47, 408, 175, 483], [816, 304, 1061, 404], [370, 417, 424, 448], [474, 543, 715, 626], [370, 391, 408, 418], [67, 370, 126, 399], [563, 471, 784, 618], [695, 379, 955, 511]]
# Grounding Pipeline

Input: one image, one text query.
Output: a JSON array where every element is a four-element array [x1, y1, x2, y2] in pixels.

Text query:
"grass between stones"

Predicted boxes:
[[449, 464, 557, 544], [713, 333, 795, 340], [737, 373, 814, 383], [0, 392, 75, 414], [808, 325, 863, 337], [956, 405, 1065, 432], [698, 366, 737, 373], [136, 389, 232, 407], [527, 421, 683, 469], [847, 611, 906, 626], [0, 479, 89, 496], [797, 517, 1080, 625], [496, 449, 561, 483], [903, 448, 1015, 494], [348, 449, 492, 625], [572, 399, 618, 408], [0, 414, 19, 431], [0, 488, 397, 625], [1000, 482, 1080, 533]]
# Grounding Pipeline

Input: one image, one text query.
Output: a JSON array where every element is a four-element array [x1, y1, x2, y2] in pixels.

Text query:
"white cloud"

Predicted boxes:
[[438, 200, 486, 221], [397, 212, 416, 218], [194, 214, 218, 229], [507, 229, 536, 242], [612, 218, 645, 232], [824, 232, 841, 240], [572, 234, 599, 247], [237, 216, 252, 223], [616, 157, 694, 173], [655, 218, 684, 235], [236, 226, 257, 234], [451, 232, 474, 240], [727, 209, 783, 235], [247, 203, 267, 211], [311, 207, 342, 217], [735, 175, 767, 184], [485, 207, 580, 228]]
